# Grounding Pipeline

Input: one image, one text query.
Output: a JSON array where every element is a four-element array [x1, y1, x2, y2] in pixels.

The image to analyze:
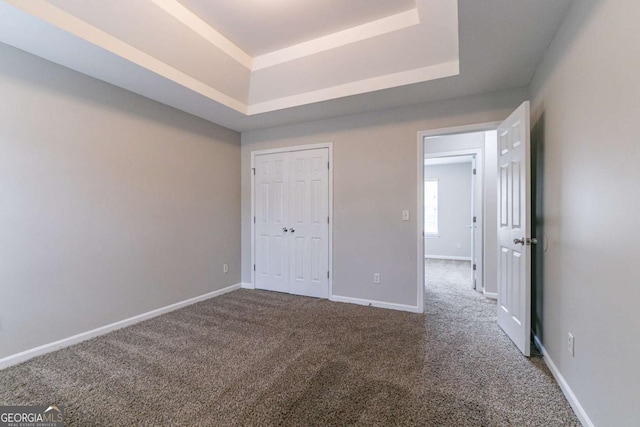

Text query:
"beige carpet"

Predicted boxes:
[[0, 266, 578, 426]]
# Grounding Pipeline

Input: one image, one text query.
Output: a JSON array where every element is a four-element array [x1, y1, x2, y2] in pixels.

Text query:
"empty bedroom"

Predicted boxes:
[[1, 0, 638, 426]]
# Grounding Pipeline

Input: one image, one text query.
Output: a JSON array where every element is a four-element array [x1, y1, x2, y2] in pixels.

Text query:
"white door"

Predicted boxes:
[[497, 101, 532, 356], [254, 153, 289, 293], [254, 148, 330, 298]]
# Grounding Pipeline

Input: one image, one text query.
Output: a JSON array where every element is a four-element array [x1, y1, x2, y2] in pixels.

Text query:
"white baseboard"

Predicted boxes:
[[483, 291, 498, 299], [241, 282, 255, 289], [330, 295, 422, 314], [425, 255, 471, 261], [533, 336, 594, 427], [0, 283, 242, 371]]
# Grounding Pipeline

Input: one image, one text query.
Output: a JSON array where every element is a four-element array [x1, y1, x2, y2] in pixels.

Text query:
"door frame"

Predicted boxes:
[[250, 143, 334, 297], [416, 122, 500, 313]]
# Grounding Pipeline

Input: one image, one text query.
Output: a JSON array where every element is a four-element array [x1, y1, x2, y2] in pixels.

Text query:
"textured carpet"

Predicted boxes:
[[0, 265, 579, 426]]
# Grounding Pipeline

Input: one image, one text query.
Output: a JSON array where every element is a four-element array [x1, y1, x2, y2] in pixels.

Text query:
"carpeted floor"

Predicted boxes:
[[0, 263, 579, 426]]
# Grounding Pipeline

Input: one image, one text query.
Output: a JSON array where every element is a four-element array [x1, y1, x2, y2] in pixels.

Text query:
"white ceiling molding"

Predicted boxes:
[[252, 9, 421, 71], [148, 0, 253, 70], [249, 60, 459, 115], [425, 155, 475, 166], [0, 0, 247, 113]]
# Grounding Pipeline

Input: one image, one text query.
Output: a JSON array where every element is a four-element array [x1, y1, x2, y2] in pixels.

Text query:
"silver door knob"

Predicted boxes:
[[290, 228, 295, 233], [283, 227, 289, 232], [514, 238, 525, 245]]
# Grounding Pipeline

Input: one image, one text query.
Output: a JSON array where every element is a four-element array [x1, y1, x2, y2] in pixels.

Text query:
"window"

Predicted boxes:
[[424, 179, 438, 236]]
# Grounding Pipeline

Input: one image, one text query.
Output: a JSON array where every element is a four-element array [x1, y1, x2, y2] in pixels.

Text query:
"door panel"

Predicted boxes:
[[497, 101, 532, 356], [253, 148, 329, 299], [255, 153, 289, 293], [288, 149, 329, 298]]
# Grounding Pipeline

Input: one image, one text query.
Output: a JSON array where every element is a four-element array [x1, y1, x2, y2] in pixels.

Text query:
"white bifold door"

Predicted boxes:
[[254, 148, 330, 299], [497, 101, 533, 357]]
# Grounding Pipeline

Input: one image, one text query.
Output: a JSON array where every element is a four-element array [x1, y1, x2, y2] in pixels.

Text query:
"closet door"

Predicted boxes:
[[253, 148, 330, 298], [287, 149, 329, 298], [254, 153, 289, 293]]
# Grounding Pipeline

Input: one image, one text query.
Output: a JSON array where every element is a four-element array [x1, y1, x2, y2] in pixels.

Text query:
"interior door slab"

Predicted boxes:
[[497, 101, 532, 356]]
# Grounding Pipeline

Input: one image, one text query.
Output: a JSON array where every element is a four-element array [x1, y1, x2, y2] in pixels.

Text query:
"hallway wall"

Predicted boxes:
[[530, 0, 640, 424]]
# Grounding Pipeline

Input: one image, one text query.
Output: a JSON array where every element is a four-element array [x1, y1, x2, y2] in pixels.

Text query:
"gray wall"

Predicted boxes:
[[0, 43, 241, 359], [530, 0, 640, 424], [424, 163, 472, 259], [241, 88, 529, 307]]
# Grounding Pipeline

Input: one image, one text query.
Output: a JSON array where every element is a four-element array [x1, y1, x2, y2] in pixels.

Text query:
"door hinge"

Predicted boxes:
[[473, 264, 477, 271], [473, 216, 477, 223], [327, 216, 330, 224], [252, 168, 256, 175], [327, 162, 330, 170], [473, 168, 477, 175], [327, 271, 330, 279], [253, 264, 256, 271], [253, 216, 256, 223]]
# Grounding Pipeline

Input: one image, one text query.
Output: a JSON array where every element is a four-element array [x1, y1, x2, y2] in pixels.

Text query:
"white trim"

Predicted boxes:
[[248, 61, 459, 115], [483, 291, 498, 300], [534, 336, 594, 427], [2, 0, 247, 114], [416, 130, 425, 313], [241, 282, 255, 289], [252, 9, 420, 70], [425, 255, 472, 261], [149, 0, 253, 69], [0, 283, 241, 370], [424, 149, 483, 160], [250, 143, 333, 298], [330, 295, 421, 314], [419, 122, 502, 139], [120, 2, 422, 73]]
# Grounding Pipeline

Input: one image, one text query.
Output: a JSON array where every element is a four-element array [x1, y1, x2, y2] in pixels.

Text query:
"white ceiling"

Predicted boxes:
[[178, 0, 416, 56], [0, 0, 573, 132]]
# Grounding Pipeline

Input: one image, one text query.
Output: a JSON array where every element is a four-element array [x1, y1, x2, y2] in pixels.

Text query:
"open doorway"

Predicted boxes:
[[418, 126, 499, 303], [424, 154, 477, 292]]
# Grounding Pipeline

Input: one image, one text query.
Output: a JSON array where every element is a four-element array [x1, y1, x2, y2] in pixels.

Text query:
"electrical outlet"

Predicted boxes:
[[223, 264, 229, 274], [373, 273, 381, 284], [568, 333, 575, 356], [402, 210, 410, 221]]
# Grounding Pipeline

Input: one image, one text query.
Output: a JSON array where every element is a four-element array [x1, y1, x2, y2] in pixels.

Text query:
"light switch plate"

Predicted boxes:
[[402, 210, 410, 221]]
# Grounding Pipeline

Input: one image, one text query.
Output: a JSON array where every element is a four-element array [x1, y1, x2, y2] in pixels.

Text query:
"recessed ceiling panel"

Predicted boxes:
[[46, 0, 251, 102], [177, 0, 416, 55]]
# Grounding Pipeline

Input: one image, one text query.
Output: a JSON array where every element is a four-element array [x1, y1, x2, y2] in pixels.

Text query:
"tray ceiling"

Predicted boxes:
[[178, 0, 416, 55], [0, 0, 573, 131]]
